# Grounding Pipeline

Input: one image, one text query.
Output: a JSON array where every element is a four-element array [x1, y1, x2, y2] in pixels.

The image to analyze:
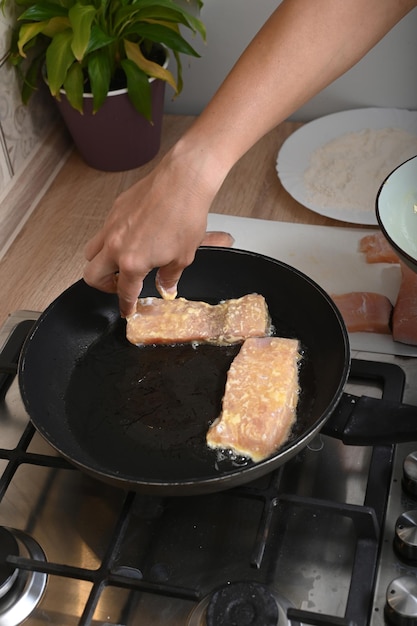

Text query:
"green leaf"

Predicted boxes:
[[126, 0, 206, 40], [121, 57, 152, 120], [45, 29, 75, 95], [69, 3, 96, 60], [124, 39, 176, 90], [17, 22, 48, 55], [18, 2, 68, 20], [85, 24, 116, 54], [15, 0, 71, 6], [87, 51, 112, 112], [171, 48, 183, 94], [63, 61, 84, 112], [169, 4, 206, 40], [42, 15, 71, 35], [17, 17, 70, 55], [124, 23, 200, 57], [116, 6, 190, 32]]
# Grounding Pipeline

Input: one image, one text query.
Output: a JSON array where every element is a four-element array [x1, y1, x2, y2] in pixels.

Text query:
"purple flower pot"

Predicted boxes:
[[55, 78, 166, 172]]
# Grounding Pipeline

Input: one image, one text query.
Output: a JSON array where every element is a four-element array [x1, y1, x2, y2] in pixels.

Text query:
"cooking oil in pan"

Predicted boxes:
[[65, 320, 242, 479], [65, 319, 315, 482]]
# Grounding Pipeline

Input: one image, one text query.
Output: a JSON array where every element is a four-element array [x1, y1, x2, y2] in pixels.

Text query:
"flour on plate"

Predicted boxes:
[[303, 128, 417, 213]]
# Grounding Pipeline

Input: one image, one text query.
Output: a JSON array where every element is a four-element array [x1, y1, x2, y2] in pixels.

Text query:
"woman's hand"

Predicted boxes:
[[83, 142, 225, 317]]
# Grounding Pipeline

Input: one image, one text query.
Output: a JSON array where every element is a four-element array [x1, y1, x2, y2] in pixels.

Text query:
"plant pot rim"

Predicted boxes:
[[71, 86, 128, 99]]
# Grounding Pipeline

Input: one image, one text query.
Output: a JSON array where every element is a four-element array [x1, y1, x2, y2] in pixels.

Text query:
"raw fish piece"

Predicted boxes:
[[392, 262, 417, 345], [331, 292, 392, 334], [126, 294, 270, 345], [206, 337, 300, 462], [359, 231, 400, 264]]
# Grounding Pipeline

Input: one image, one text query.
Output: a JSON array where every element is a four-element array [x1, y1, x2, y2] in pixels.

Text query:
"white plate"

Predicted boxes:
[[276, 107, 417, 225]]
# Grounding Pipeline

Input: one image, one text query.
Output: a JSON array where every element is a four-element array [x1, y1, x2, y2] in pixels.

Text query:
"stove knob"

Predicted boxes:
[[385, 576, 417, 626], [403, 453, 417, 498], [394, 511, 417, 563]]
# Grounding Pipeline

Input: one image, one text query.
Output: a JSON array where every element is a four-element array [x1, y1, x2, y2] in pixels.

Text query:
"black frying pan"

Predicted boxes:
[[18, 247, 351, 495]]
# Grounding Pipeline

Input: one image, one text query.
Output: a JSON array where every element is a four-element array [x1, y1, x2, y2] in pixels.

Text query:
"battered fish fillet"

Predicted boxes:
[[126, 294, 270, 346], [206, 337, 300, 462]]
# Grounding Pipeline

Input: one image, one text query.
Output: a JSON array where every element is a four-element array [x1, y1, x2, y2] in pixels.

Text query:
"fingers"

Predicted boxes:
[[106, 250, 149, 317], [155, 253, 195, 301], [83, 227, 227, 312], [155, 231, 234, 300], [83, 232, 121, 294], [116, 271, 144, 318], [83, 242, 144, 317], [155, 273, 178, 300], [83, 254, 119, 294], [200, 231, 235, 248], [84, 231, 104, 262]]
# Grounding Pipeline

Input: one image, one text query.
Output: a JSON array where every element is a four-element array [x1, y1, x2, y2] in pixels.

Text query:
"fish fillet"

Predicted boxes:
[[206, 337, 300, 462], [359, 231, 399, 264], [126, 294, 270, 345], [331, 292, 393, 334], [392, 262, 417, 345]]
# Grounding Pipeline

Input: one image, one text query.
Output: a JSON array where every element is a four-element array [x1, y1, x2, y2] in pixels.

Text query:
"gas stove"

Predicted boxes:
[[1, 310, 417, 626]]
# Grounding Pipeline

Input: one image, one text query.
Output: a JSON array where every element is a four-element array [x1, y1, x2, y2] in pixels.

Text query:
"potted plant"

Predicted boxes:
[[4, 0, 205, 170]]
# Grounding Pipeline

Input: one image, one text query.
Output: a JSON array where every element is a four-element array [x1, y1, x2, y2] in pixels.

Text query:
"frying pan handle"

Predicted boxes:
[[322, 393, 417, 445]]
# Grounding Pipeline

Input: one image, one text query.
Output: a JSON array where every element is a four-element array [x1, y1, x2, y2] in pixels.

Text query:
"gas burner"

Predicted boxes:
[[0, 527, 47, 626], [187, 582, 297, 626], [207, 581, 278, 626], [0, 529, 18, 600]]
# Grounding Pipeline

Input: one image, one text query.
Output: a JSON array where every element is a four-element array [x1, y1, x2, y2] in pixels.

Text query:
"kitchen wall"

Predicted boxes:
[[0, 3, 71, 256], [165, 0, 417, 118], [0, 5, 62, 180]]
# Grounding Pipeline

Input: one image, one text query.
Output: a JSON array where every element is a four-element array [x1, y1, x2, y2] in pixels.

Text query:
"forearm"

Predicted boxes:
[[174, 0, 417, 190], [84, 0, 416, 315]]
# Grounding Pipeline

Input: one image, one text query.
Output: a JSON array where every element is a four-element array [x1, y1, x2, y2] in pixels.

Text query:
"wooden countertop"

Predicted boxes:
[[0, 115, 365, 326]]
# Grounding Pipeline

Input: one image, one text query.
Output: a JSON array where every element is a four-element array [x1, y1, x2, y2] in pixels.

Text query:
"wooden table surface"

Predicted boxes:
[[0, 115, 365, 327]]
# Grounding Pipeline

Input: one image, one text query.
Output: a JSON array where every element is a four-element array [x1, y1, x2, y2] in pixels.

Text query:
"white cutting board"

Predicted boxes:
[[206, 213, 416, 357]]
